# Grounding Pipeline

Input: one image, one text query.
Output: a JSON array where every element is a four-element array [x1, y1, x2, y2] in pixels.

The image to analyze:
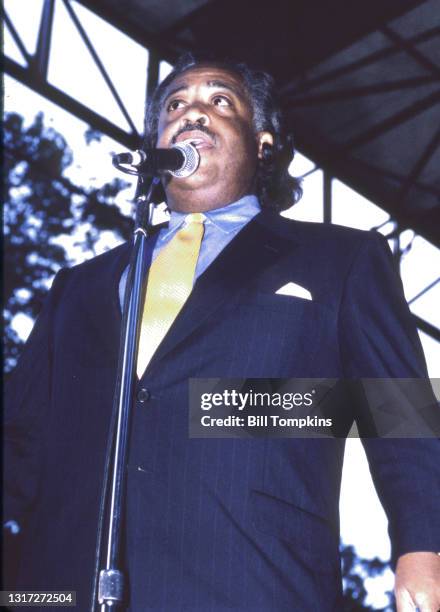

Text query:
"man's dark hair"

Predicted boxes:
[[144, 53, 302, 210]]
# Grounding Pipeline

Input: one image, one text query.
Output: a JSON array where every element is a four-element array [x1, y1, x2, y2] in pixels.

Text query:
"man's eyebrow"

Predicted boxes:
[[206, 80, 244, 98], [162, 84, 188, 106]]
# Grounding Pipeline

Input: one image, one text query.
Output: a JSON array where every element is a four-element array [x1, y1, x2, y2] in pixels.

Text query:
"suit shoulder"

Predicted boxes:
[[279, 214, 374, 240], [61, 241, 130, 279], [271, 214, 388, 252]]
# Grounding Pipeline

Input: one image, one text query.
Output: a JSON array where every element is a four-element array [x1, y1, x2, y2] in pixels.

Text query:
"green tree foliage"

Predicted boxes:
[[341, 544, 393, 610], [3, 111, 133, 372]]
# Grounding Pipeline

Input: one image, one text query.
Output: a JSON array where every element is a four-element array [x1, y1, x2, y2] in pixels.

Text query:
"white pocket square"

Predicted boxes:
[[275, 282, 313, 301]]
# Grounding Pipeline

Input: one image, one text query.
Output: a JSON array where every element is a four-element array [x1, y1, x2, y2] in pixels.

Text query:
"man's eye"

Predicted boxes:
[[212, 95, 232, 107], [167, 99, 184, 112]]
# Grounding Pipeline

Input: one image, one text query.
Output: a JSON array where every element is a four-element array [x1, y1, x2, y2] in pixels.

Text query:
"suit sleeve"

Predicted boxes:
[[338, 231, 440, 565], [4, 268, 69, 529]]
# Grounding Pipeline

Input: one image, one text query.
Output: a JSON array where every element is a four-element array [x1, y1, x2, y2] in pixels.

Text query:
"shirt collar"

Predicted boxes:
[[166, 194, 261, 235]]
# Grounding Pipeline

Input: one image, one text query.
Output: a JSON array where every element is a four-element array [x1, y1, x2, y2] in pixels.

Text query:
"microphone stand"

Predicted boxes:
[[90, 173, 160, 611]]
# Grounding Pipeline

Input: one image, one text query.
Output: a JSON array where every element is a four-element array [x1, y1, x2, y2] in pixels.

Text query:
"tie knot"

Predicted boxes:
[[184, 212, 206, 225]]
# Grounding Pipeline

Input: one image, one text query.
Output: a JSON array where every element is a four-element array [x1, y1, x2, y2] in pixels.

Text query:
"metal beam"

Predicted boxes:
[[348, 157, 439, 199], [34, 0, 55, 79], [4, 56, 139, 150], [75, 0, 178, 65], [408, 277, 440, 305], [292, 131, 440, 247], [285, 76, 438, 106], [285, 90, 440, 158], [413, 314, 440, 343], [299, 165, 320, 179], [382, 25, 440, 79], [1, 6, 32, 64], [280, 26, 440, 96], [339, 89, 440, 151], [62, 0, 138, 135], [147, 51, 160, 99], [323, 172, 332, 224], [393, 128, 440, 206]]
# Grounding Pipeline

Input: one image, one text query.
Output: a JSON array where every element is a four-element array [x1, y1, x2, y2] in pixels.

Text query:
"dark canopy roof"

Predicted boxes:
[[80, 0, 440, 245]]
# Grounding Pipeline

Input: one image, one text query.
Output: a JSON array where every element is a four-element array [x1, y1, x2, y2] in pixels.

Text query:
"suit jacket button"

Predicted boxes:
[[137, 388, 151, 403]]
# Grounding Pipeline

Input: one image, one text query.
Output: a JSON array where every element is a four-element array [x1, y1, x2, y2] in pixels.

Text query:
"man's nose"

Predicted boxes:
[[181, 102, 210, 126]]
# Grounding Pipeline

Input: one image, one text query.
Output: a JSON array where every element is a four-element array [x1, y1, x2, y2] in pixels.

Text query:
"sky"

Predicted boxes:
[[3, 0, 439, 606]]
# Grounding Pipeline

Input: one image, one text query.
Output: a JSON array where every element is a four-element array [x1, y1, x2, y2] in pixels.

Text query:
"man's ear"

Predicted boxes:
[[257, 132, 274, 159]]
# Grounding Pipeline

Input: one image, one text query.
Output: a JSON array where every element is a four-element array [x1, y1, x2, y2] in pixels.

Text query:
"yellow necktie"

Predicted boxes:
[[136, 212, 205, 378]]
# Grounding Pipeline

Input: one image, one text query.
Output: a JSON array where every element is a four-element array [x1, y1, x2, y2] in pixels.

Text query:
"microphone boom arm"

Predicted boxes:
[[112, 142, 199, 178]]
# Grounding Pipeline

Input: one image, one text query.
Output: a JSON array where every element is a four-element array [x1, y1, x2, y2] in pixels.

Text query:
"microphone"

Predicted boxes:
[[112, 141, 200, 178]]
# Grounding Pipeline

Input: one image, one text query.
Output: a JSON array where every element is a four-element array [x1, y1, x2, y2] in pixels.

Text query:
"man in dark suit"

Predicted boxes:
[[4, 55, 440, 611]]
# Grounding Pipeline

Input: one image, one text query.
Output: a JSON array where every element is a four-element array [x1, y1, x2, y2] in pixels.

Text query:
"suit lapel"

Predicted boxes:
[[147, 211, 298, 371], [95, 230, 160, 361]]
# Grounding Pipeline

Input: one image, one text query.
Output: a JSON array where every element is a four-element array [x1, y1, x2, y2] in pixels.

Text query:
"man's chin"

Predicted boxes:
[[166, 164, 218, 192]]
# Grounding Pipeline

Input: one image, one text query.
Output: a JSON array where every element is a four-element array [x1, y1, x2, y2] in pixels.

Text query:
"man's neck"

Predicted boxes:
[[168, 194, 260, 224]]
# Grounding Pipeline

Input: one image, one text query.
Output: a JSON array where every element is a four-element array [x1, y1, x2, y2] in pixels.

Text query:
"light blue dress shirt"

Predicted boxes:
[[119, 194, 261, 307]]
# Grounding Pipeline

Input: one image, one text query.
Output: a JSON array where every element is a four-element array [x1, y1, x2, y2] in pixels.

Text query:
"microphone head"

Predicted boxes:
[[169, 141, 200, 178]]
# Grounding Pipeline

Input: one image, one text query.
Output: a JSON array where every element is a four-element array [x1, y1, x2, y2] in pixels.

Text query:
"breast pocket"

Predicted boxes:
[[230, 293, 332, 376], [241, 290, 319, 309]]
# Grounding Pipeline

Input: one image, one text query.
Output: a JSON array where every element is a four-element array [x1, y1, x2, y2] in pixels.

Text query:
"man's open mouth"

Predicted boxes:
[[174, 130, 215, 149]]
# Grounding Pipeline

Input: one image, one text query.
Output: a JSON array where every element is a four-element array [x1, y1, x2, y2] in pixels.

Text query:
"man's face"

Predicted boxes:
[[156, 65, 272, 211]]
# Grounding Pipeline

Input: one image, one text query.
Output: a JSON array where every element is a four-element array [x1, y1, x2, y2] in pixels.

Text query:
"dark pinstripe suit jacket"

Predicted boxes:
[[5, 211, 440, 611]]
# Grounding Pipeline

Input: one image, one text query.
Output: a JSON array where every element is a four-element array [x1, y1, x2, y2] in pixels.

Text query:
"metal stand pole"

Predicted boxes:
[[91, 176, 160, 611]]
